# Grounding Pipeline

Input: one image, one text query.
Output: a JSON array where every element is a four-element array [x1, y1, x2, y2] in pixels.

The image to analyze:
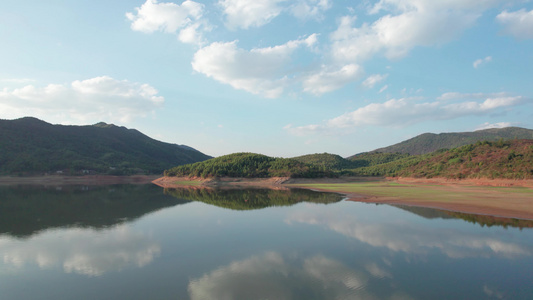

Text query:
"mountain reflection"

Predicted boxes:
[[164, 187, 344, 210], [188, 252, 410, 300], [0, 184, 189, 237], [393, 204, 533, 229], [286, 205, 533, 259], [0, 224, 160, 276]]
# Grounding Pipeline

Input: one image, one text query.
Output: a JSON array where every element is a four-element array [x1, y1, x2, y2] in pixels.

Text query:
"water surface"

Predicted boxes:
[[1, 184, 532, 299]]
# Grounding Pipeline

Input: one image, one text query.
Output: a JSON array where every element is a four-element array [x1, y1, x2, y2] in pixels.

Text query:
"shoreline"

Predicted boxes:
[[154, 176, 533, 220], [0, 175, 160, 186], [3, 175, 532, 220]]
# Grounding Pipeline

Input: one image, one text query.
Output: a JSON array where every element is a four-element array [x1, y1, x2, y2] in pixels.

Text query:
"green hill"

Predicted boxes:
[[0, 117, 211, 175], [163, 140, 533, 181], [349, 139, 533, 179], [164, 152, 334, 178], [360, 127, 533, 155], [348, 152, 411, 168], [292, 153, 355, 170]]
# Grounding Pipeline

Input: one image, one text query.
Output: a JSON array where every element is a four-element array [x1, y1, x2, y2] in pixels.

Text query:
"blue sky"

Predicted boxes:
[[1, 0, 532, 157]]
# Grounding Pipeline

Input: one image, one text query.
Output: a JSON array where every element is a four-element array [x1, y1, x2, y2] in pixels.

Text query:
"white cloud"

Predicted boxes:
[[473, 56, 492, 68], [188, 252, 400, 300], [126, 0, 208, 45], [437, 92, 507, 101], [497, 9, 533, 39], [192, 35, 318, 98], [0, 225, 160, 276], [378, 85, 388, 93], [219, 0, 286, 29], [302, 64, 364, 95], [219, 0, 332, 29], [290, 0, 332, 20], [331, 0, 502, 63], [362, 73, 388, 88], [475, 122, 514, 130], [286, 206, 533, 258], [285, 93, 528, 135], [0, 76, 164, 124]]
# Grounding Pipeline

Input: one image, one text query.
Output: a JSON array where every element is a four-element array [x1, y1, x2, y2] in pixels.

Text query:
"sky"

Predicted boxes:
[[1, 0, 532, 158]]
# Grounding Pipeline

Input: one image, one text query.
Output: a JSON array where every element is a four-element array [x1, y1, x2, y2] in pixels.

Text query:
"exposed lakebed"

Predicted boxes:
[[1, 183, 533, 299]]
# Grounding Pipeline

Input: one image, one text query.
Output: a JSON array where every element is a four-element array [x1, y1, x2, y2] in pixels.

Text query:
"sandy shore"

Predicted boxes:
[[154, 176, 533, 220]]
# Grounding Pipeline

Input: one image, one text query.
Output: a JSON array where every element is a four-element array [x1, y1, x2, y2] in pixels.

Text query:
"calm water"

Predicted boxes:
[[1, 184, 533, 300]]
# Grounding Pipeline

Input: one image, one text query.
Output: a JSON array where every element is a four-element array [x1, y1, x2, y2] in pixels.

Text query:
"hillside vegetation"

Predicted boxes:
[[164, 152, 335, 178], [361, 127, 533, 155], [165, 140, 533, 180], [292, 153, 356, 170], [0, 117, 211, 175], [348, 152, 411, 168], [350, 140, 533, 179], [397, 139, 533, 179]]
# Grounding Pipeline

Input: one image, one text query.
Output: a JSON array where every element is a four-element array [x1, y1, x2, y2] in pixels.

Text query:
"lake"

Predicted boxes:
[[1, 183, 533, 299]]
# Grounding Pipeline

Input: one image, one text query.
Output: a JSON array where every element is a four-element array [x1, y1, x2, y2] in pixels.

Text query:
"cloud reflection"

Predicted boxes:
[[0, 225, 160, 276], [188, 252, 408, 300], [286, 207, 533, 259]]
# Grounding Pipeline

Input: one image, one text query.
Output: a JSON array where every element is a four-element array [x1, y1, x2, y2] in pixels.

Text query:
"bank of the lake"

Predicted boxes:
[[0, 175, 160, 186], [154, 176, 533, 220]]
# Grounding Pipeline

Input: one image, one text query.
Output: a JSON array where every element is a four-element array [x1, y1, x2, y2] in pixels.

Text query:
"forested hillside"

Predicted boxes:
[[0, 117, 211, 175], [164, 152, 335, 178], [362, 127, 533, 155], [292, 153, 356, 170], [350, 140, 533, 179], [165, 140, 533, 180]]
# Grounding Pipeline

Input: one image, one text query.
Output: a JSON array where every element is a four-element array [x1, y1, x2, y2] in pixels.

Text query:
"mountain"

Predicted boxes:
[[162, 139, 533, 180], [0, 117, 211, 175], [351, 139, 533, 179], [357, 127, 533, 156]]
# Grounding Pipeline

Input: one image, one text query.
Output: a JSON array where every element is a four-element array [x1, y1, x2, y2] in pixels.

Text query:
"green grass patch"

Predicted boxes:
[[485, 186, 533, 194], [171, 180, 202, 186], [292, 181, 533, 202]]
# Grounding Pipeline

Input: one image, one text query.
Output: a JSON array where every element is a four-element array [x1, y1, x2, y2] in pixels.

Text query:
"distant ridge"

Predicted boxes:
[[0, 117, 212, 175], [355, 127, 533, 156]]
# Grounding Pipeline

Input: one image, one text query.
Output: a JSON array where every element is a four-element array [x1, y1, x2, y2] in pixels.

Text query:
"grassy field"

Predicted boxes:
[[289, 180, 533, 220]]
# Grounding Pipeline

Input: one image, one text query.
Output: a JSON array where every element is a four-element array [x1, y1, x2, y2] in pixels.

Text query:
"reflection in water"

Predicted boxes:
[[286, 206, 533, 259], [393, 204, 533, 229], [0, 224, 160, 276], [1, 185, 532, 299], [188, 252, 409, 300], [165, 187, 344, 210], [0, 184, 189, 237], [0, 184, 176, 277]]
